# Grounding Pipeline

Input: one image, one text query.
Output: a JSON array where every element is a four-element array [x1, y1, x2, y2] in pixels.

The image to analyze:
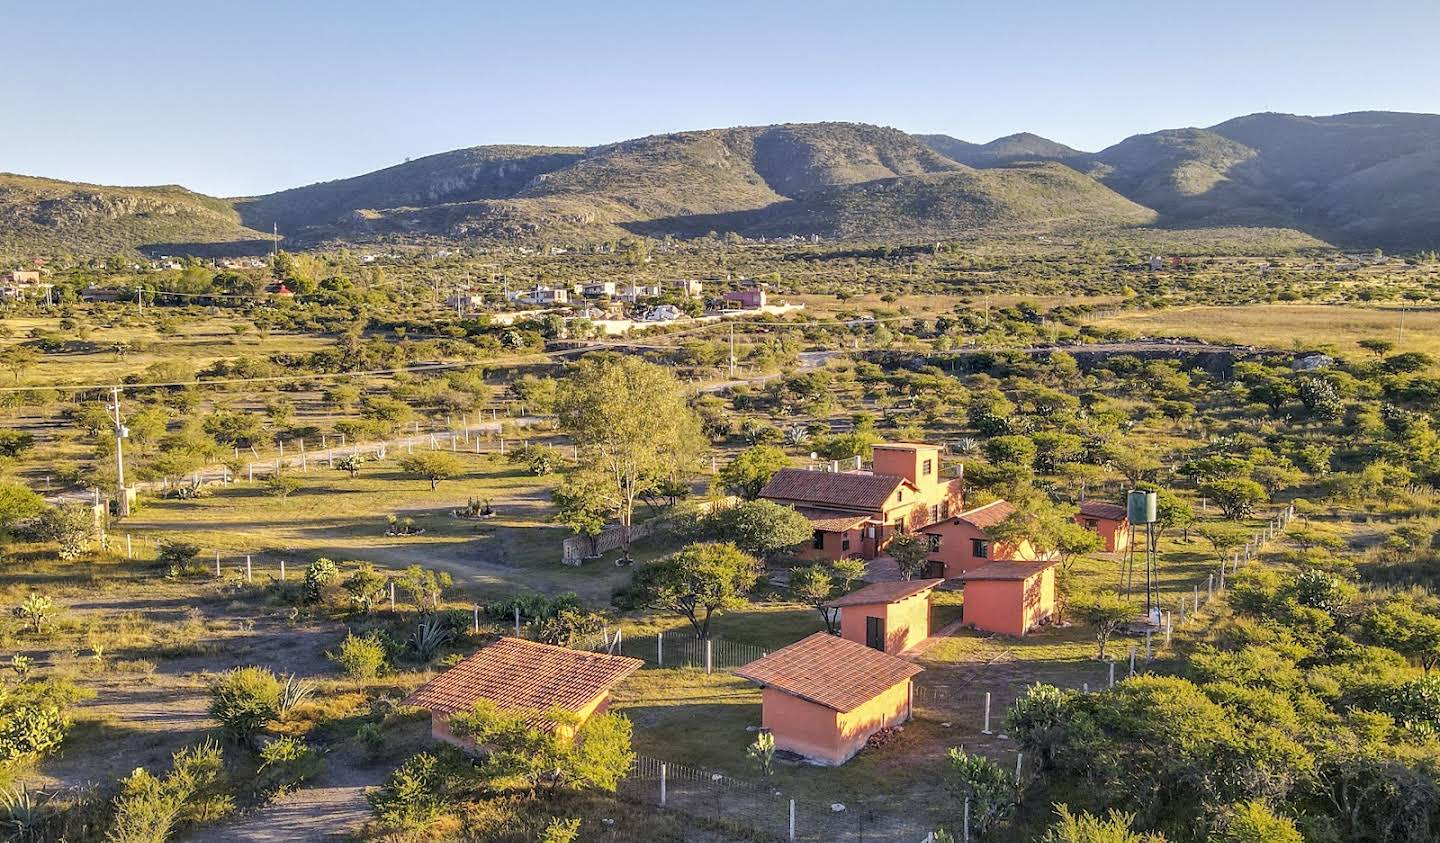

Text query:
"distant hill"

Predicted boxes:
[[5, 112, 1440, 254], [918, 132, 1086, 168], [0, 173, 269, 257]]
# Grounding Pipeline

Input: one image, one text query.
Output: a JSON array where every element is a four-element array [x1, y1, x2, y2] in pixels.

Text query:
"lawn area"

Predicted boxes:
[[117, 452, 641, 603], [1095, 303, 1440, 359]]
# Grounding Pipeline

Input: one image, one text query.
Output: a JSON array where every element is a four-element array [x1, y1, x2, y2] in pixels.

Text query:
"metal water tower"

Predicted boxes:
[[1122, 489, 1160, 623]]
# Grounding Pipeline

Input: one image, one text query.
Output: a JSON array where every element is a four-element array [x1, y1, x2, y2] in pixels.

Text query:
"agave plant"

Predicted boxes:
[[276, 673, 317, 716], [410, 615, 452, 663], [0, 784, 46, 839]]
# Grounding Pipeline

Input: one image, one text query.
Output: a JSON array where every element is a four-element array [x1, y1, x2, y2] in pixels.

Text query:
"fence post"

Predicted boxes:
[[514, 606, 522, 637], [1109, 661, 1115, 688], [473, 605, 480, 634], [705, 638, 713, 674], [1015, 751, 1023, 780], [657, 630, 664, 667], [982, 691, 993, 735], [1145, 632, 1152, 661], [660, 762, 667, 806], [1129, 646, 1136, 677], [389, 580, 396, 611], [963, 796, 971, 842], [280, 559, 286, 581], [126, 533, 132, 559], [215, 552, 221, 577], [245, 555, 252, 583], [788, 799, 796, 842], [1208, 574, 1214, 600]]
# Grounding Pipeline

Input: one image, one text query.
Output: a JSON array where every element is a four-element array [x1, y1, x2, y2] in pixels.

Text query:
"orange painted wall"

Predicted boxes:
[[1077, 514, 1129, 553], [962, 569, 1056, 636], [838, 593, 932, 654], [796, 526, 866, 562], [762, 680, 912, 766], [922, 519, 1044, 579]]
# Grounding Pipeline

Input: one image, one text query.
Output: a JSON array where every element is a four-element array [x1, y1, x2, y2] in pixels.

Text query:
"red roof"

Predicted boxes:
[[794, 507, 873, 532], [826, 578, 943, 609], [1079, 501, 1128, 522], [960, 560, 1058, 582], [402, 638, 642, 729], [760, 468, 908, 512], [922, 499, 1014, 533], [736, 632, 923, 712]]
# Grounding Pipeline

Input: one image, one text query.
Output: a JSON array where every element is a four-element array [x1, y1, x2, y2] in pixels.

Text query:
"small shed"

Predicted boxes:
[[402, 637, 642, 751], [736, 632, 923, 766], [1076, 501, 1130, 553], [826, 578, 943, 654], [959, 560, 1059, 636]]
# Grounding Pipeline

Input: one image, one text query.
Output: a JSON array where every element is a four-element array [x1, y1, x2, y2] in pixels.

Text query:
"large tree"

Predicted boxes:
[[717, 445, 790, 500], [558, 356, 704, 559], [399, 452, 464, 490], [704, 499, 813, 560], [626, 542, 759, 638]]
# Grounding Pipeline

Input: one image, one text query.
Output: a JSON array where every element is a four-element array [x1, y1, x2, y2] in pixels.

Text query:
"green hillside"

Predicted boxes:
[[0, 173, 269, 257], [919, 132, 1085, 168]]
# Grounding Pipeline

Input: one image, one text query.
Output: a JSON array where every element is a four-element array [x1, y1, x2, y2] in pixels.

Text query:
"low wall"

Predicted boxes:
[[562, 496, 737, 564]]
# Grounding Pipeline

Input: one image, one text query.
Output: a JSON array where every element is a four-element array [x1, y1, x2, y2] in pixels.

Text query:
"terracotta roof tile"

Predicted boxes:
[[402, 638, 642, 729], [1079, 501, 1128, 522], [760, 468, 906, 511], [825, 579, 943, 609], [952, 500, 1016, 530], [736, 632, 922, 713], [960, 560, 1058, 581], [794, 507, 873, 532]]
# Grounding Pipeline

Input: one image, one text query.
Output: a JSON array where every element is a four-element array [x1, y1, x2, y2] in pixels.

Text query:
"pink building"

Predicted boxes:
[[827, 578, 942, 654]]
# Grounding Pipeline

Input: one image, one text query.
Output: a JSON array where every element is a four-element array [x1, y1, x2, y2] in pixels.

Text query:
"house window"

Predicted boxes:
[[972, 538, 990, 559], [931, 504, 941, 524], [927, 534, 941, 552], [897, 490, 903, 502], [812, 531, 825, 550], [922, 459, 933, 477], [895, 517, 905, 534], [841, 535, 851, 552], [1085, 519, 1099, 530], [865, 616, 885, 651]]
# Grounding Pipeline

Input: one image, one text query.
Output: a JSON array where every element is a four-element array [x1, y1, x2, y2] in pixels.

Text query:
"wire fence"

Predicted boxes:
[[621, 753, 936, 842], [599, 630, 771, 672]]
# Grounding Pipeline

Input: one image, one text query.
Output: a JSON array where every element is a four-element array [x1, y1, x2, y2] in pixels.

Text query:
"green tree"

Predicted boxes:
[[1216, 801, 1301, 843], [1363, 600, 1440, 672], [336, 453, 365, 479], [1070, 591, 1133, 660], [327, 631, 388, 680], [625, 542, 760, 638], [1200, 478, 1267, 520], [948, 746, 1018, 836], [888, 533, 931, 580], [368, 751, 446, 831], [398, 452, 464, 490], [704, 500, 813, 559], [449, 700, 635, 794], [557, 356, 704, 559], [344, 563, 388, 614], [718, 445, 791, 500], [790, 564, 839, 632], [1040, 805, 1167, 843], [552, 474, 609, 557], [398, 565, 452, 613], [39, 502, 98, 561], [18, 593, 55, 635], [264, 473, 302, 499]]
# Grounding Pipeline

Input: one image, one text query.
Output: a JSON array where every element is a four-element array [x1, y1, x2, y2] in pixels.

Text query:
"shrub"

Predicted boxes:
[[355, 722, 385, 760], [39, 502, 98, 561], [263, 473, 302, 499], [107, 740, 233, 842], [368, 752, 445, 830], [302, 558, 339, 604], [0, 682, 71, 761], [540, 817, 582, 843], [208, 667, 281, 744], [156, 541, 202, 576], [255, 736, 324, 797], [328, 632, 388, 680]]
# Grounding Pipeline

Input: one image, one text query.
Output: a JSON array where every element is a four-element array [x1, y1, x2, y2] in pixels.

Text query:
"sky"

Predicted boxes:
[[4, 0, 1439, 197]]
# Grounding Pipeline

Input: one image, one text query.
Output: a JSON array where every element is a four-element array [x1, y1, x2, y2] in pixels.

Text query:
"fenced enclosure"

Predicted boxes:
[[621, 753, 935, 842], [603, 630, 771, 672]]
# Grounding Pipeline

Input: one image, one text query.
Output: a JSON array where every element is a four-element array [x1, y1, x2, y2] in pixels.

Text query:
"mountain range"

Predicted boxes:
[[3, 111, 1438, 256]]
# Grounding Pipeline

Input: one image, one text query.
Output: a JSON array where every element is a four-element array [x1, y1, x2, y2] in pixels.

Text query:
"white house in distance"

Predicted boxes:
[[617, 284, 661, 302], [507, 286, 569, 305], [672, 279, 703, 298], [581, 281, 616, 298]]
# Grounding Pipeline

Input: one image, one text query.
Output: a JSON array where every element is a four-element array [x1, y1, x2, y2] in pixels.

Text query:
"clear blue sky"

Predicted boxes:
[[4, 0, 1437, 197]]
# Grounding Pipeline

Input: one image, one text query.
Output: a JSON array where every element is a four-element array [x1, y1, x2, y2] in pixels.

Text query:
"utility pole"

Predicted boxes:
[[729, 323, 736, 379], [109, 387, 131, 518]]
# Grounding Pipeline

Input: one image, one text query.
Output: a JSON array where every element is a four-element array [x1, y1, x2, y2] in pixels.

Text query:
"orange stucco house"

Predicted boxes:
[[919, 499, 1048, 579], [759, 443, 963, 562], [737, 632, 923, 766], [826, 578, 943, 655], [959, 560, 1059, 636], [402, 637, 642, 751], [1076, 501, 1130, 553]]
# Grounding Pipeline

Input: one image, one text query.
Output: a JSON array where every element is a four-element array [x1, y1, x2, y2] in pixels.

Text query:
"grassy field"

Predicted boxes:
[[1095, 303, 1440, 359]]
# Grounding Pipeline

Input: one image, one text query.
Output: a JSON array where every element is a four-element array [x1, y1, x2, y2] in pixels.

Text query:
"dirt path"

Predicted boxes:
[[198, 748, 385, 843]]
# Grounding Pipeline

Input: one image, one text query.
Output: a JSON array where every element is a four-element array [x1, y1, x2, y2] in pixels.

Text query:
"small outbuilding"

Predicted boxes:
[[736, 632, 923, 766], [1076, 501, 1130, 553], [959, 559, 1059, 636], [826, 578, 943, 654], [402, 637, 642, 751]]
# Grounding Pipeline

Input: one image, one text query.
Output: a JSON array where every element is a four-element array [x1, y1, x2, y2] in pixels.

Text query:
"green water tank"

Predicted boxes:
[[1127, 489, 1157, 524]]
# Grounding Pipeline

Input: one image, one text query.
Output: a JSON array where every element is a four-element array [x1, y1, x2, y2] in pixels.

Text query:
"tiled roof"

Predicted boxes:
[[760, 468, 906, 511], [942, 499, 1015, 531], [826, 578, 943, 608], [736, 632, 923, 713], [794, 507, 873, 533], [960, 559, 1059, 582], [1079, 501, 1128, 522], [402, 638, 642, 729]]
